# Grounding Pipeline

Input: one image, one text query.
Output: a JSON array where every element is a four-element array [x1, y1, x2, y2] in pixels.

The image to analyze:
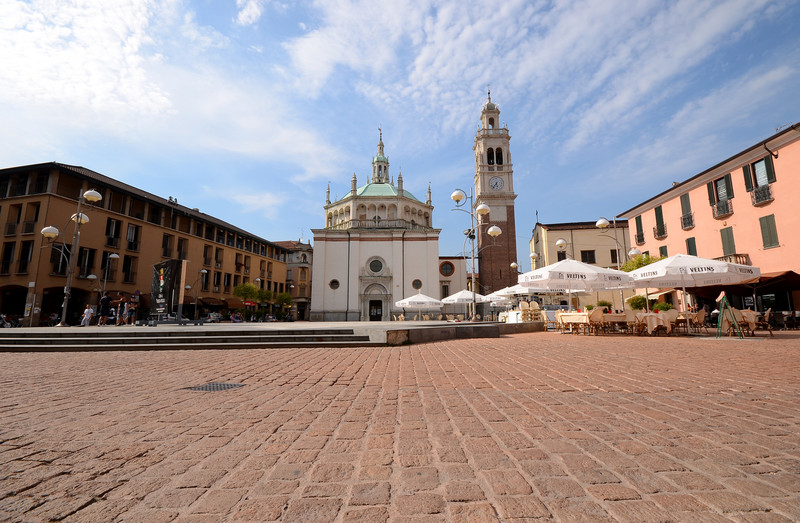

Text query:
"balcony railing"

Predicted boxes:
[[653, 224, 667, 240], [123, 271, 137, 283], [4, 223, 17, 236], [751, 184, 774, 206], [712, 199, 733, 219], [127, 240, 139, 251], [476, 128, 509, 138], [107, 236, 120, 248], [635, 232, 645, 245], [714, 253, 751, 266], [680, 212, 694, 230], [162, 248, 173, 258], [21, 221, 36, 234], [326, 218, 434, 231]]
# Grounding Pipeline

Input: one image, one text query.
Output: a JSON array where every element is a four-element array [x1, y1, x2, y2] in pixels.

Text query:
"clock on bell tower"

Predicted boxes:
[[474, 91, 518, 294]]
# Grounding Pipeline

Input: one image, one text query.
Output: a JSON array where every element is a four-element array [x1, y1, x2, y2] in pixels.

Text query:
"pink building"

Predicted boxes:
[[619, 123, 800, 315]]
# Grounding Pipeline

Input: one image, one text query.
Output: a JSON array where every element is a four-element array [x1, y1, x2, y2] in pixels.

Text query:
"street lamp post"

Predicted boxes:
[[102, 253, 120, 296], [451, 187, 501, 321], [596, 217, 642, 311], [41, 188, 102, 326], [188, 268, 208, 320]]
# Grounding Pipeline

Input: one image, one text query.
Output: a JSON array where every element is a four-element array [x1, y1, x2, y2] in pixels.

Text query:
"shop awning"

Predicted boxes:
[[225, 298, 244, 309], [199, 297, 225, 307]]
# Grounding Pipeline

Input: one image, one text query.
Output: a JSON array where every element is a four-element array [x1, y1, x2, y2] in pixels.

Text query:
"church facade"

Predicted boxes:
[[310, 133, 442, 321], [310, 94, 518, 321]]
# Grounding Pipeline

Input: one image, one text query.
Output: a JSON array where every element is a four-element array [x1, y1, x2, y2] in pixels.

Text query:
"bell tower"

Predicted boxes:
[[474, 91, 518, 294]]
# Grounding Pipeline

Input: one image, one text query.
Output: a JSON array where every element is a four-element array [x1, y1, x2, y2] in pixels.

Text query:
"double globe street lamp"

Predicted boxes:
[[41, 188, 103, 326], [451, 188, 501, 320]]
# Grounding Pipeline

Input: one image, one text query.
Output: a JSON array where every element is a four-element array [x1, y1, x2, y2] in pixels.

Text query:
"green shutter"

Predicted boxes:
[[720, 227, 736, 256], [686, 237, 697, 256], [680, 194, 691, 215], [743, 164, 753, 192], [654, 206, 664, 227], [707, 182, 716, 205], [659, 246, 668, 257], [635, 215, 643, 236], [765, 154, 776, 183], [759, 214, 779, 248], [724, 173, 734, 199]]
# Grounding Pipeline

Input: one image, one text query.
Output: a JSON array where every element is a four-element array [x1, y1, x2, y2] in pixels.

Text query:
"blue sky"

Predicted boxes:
[[1, 0, 799, 263]]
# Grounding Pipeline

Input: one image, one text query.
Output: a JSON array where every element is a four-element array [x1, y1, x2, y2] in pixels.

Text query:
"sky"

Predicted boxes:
[[1, 0, 799, 264]]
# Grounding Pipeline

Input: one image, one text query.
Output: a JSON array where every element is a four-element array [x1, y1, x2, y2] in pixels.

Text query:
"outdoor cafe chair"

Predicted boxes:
[[755, 308, 774, 337], [690, 309, 707, 333]]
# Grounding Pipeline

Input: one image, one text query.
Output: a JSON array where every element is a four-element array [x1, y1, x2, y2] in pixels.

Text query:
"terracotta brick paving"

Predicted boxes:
[[1, 332, 800, 521]]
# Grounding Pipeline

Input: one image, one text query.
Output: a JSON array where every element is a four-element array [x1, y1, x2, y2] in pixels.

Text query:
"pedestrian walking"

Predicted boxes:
[[80, 304, 95, 326], [98, 292, 112, 325], [117, 298, 129, 326]]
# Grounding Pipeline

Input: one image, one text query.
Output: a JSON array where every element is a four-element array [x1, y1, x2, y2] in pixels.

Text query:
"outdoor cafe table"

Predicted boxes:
[[602, 313, 627, 331], [635, 312, 671, 335], [558, 312, 589, 332]]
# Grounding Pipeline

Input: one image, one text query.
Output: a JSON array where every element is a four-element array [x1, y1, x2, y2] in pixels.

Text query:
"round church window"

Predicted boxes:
[[329, 279, 340, 289], [440, 262, 454, 276], [369, 259, 383, 273], [412, 279, 422, 290]]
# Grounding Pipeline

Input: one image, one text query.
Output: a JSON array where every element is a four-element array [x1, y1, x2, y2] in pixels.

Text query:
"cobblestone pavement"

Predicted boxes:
[[1, 332, 800, 522]]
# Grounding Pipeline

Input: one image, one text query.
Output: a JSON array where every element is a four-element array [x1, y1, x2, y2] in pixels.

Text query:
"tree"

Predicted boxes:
[[233, 283, 259, 303], [620, 253, 664, 272], [256, 288, 273, 305], [274, 292, 292, 318]]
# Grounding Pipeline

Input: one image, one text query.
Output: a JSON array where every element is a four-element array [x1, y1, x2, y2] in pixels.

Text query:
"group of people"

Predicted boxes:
[[80, 292, 137, 326]]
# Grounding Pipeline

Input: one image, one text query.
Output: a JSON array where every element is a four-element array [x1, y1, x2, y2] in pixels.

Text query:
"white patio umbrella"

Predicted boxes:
[[395, 292, 443, 319], [442, 289, 491, 319], [518, 258, 633, 310], [629, 254, 761, 312]]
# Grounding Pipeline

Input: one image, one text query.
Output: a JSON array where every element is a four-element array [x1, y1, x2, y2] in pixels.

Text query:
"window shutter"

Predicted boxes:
[[654, 206, 664, 227], [707, 182, 716, 206], [759, 214, 779, 248], [680, 194, 691, 216], [743, 164, 753, 192], [685, 237, 697, 256], [635, 215, 643, 236], [659, 246, 668, 257], [720, 227, 736, 256], [724, 173, 734, 199], [765, 154, 776, 183]]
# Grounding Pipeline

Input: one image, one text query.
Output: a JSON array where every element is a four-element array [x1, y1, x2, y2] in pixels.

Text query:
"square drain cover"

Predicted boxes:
[[187, 382, 244, 392]]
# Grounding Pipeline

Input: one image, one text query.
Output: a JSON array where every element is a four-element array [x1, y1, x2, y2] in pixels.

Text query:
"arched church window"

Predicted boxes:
[[487, 148, 495, 165], [488, 117, 495, 128], [496, 148, 503, 165]]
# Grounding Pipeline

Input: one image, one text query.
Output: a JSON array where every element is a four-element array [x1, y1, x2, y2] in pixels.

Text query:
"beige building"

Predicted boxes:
[[530, 221, 636, 310], [274, 240, 312, 320], [0, 162, 288, 325]]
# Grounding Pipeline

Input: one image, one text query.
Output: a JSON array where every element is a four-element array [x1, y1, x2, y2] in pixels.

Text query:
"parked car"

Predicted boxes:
[[203, 312, 222, 323]]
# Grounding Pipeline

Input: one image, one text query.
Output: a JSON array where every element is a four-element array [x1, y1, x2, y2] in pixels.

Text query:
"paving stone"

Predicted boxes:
[[2, 333, 800, 521]]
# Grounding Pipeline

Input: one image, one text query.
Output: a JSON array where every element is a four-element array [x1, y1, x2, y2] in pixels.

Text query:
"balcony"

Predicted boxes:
[[712, 199, 733, 219], [653, 224, 667, 240], [680, 212, 694, 230], [714, 253, 751, 266], [215, 262, 222, 269], [127, 240, 139, 251], [326, 218, 434, 231], [751, 184, 774, 206], [203, 257, 212, 266], [635, 232, 645, 245], [107, 236, 120, 248], [21, 221, 36, 234], [4, 223, 17, 236]]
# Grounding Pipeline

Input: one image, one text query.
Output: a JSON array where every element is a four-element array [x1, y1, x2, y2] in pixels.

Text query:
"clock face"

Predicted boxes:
[[489, 176, 504, 190]]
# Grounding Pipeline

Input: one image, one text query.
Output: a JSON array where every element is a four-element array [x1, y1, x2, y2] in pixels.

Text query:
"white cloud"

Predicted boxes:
[[0, 0, 171, 119], [235, 0, 265, 26]]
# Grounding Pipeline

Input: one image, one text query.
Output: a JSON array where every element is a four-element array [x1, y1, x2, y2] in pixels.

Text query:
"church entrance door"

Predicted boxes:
[[368, 300, 382, 321]]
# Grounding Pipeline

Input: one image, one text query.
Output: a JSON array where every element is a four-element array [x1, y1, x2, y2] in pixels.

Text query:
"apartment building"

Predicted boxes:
[[530, 220, 635, 310], [618, 123, 800, 311], [274, 240, 312, 320], [0, 162, 288, 325]]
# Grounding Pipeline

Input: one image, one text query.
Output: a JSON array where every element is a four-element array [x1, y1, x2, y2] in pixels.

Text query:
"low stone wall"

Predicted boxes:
[[386, 321, 545, 346]]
